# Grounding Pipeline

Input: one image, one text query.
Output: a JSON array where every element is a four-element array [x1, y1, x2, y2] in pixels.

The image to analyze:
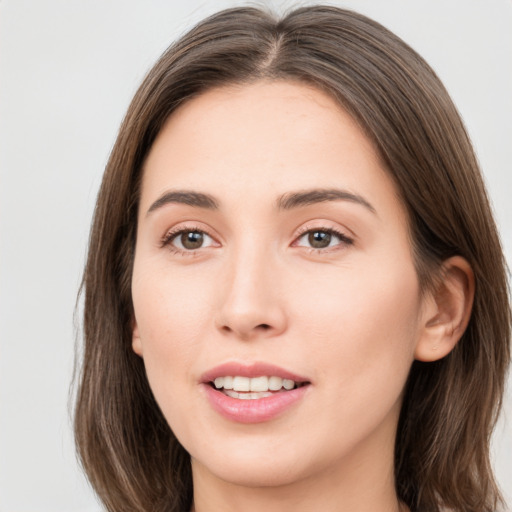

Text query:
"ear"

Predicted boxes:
[[415, 256, 474, 362], [132, 319, 143, 357]]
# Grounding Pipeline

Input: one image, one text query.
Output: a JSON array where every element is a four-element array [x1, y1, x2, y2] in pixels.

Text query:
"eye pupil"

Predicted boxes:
[[308, 231, 331, 248], [181, 231, 204, 249]]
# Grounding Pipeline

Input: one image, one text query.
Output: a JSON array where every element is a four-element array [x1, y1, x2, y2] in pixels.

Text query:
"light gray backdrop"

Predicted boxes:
[[0, 1, 510, 511]]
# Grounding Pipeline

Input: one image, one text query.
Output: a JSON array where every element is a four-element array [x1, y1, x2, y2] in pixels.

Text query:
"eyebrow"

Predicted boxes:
[[146, 187, 376, 216], [147, 190, 219, 215], [277, 188, 376, 214]]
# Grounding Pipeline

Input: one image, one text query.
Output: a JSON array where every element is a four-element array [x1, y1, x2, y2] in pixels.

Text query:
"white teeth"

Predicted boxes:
[[283, 379, 295, 390], [250, 376, 268, 392], [268, 376, 283, 390], [212, 375, 299, 393], [232, 376, 250, 391], [223, 375, 233, 389], [225, 390, 274, 400]]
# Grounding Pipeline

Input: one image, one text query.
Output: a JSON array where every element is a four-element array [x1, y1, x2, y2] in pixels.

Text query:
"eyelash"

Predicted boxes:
[[293, 226, 354, 253], [161, 225, 214, 257], [161, 225, 354, 256]]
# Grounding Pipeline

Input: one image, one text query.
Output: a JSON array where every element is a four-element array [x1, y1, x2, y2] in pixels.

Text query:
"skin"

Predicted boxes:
[[131, 81, 473, 512]]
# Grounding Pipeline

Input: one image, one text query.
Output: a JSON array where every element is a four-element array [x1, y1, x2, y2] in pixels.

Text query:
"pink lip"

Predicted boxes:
[[200, 362, 311, 424]]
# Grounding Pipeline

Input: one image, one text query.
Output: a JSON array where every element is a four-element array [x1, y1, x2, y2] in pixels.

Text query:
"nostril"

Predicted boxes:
[[217, 318, 281, 339]]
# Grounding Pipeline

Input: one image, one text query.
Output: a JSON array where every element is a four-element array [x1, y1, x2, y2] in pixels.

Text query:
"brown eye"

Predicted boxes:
[[168, 230, 215, 251], [295, 228, 353, 250], [308, 231, 332, 248], [180, 231, 204, 249]]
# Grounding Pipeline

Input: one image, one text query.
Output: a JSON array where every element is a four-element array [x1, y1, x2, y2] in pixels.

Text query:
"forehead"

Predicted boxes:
[[140, 80, 402, 218]]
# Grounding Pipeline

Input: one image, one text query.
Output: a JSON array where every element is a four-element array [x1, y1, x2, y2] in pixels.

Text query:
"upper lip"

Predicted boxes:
[[200, 362, 310, 384]]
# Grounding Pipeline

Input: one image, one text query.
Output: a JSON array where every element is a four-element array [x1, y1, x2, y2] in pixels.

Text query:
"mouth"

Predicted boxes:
[[201, 362, 311, 423], [210, 375, 308, 400]]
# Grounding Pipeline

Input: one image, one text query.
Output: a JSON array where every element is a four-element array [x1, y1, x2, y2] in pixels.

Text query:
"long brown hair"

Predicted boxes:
[[75, 6, 511, 511]]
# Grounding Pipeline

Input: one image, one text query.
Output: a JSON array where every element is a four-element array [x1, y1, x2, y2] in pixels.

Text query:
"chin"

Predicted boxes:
[[187, 425, 338, 491], [186, 428, 308, 485], [195, 454, 310, 488]]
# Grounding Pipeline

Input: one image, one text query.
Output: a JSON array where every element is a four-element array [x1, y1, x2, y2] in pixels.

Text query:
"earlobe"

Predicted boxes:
[[415, 256, 475, 362], [132, 320, 143, 357]]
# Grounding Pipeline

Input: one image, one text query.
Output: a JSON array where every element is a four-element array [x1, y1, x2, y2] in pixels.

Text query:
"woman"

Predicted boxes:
[[74, 6, 511, 512]]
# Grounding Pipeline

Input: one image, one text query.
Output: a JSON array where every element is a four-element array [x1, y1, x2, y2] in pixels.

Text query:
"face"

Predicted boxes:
[[131, 81, 429, 490]]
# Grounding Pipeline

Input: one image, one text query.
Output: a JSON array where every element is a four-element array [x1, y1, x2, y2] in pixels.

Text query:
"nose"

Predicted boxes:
[[215, 249, 287, 341]]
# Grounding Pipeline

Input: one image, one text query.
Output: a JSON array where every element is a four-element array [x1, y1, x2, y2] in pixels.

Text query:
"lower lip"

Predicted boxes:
[[203, 384, 309, 424]]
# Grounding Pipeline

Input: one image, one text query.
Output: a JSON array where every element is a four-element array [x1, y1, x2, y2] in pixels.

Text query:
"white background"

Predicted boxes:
[[0, 1, 510, 511]]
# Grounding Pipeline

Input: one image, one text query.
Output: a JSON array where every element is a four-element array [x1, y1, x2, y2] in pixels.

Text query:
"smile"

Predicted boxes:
[[213, 376, 302, 398], [202, 363, 311, 423]]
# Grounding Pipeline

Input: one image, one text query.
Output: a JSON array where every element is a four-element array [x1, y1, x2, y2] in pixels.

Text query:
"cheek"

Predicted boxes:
[[131, 262, 215, 396], [291, 253, 420, 390], [281, 257, 420, 461]]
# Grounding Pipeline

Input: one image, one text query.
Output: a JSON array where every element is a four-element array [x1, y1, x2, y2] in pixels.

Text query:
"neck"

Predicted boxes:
[[191, 477, 403, 512]]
